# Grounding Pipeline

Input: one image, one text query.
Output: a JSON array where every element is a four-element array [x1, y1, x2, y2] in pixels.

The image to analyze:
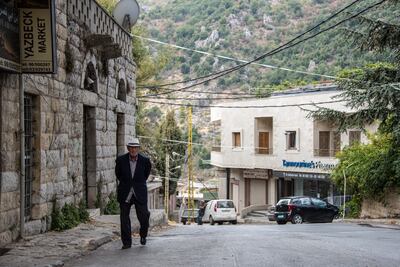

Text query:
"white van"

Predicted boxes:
[[202, 199, 237, 225]]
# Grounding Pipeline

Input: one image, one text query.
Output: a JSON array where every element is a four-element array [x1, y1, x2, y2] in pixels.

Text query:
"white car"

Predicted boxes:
[[202, 199, 237, 225]]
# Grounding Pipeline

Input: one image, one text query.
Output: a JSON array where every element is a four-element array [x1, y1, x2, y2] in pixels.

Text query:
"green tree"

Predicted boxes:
[[155, 111, 186, 196], [308, 1, 400, 205]]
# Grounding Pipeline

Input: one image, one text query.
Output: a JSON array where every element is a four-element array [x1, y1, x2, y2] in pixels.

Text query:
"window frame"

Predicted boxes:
[[285, 129, 300, 151]]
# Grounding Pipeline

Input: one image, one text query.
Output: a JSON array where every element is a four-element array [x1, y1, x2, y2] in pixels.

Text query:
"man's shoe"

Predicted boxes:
[[140, 237, 146, 245], [121, 245, 131, 250]]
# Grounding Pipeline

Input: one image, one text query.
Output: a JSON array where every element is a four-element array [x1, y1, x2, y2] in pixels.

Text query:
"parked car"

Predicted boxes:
[[274, 196, 339, 224], [180, 208, 199, 225], [202, 199, 237, 225]]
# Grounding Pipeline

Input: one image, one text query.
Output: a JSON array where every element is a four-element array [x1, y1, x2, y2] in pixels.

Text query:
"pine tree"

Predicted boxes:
[[308, 0, 400, 201]]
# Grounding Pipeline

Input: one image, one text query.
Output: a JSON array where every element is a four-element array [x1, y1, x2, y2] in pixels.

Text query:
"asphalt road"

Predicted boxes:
[[66, 223, 400, 267]]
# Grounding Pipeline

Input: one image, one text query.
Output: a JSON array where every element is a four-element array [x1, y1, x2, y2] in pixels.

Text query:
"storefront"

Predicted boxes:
[[274, 170, 332, 199]]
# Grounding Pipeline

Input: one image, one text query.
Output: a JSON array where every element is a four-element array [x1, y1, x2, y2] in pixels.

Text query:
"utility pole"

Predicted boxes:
[[187, 106, 194, 224], [165, 153, 170, 219]]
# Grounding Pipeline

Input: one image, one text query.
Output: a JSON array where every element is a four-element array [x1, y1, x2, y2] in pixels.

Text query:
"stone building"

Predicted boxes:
[[210, 85, 377, 214], [0, 0, 137, 246]]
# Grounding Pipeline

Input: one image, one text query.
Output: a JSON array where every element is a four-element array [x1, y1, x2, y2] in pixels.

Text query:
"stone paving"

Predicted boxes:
[[0, 210, 167, 267]]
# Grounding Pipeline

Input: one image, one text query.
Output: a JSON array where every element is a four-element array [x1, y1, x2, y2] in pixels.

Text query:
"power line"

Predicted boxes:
[[139, 99, 345, 109], [138, 87, 273, 97], [137, 0, 368, 90], [141, 95, 271, 101], [132, 34, 338, 80], [138, 0, 386, 98]]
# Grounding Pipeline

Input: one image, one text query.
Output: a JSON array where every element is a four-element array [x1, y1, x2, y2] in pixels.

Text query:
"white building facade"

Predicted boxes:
[[210, 86, 376, 213]]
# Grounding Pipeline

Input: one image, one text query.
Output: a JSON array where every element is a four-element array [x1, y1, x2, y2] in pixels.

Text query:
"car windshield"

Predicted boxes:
[[217, 201, 234, 208], [277, 199, 290, 205]]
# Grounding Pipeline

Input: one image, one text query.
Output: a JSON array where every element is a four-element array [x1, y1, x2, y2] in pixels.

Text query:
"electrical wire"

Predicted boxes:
[[138, 0, 386, 98], [142, 95, 270, 101], [137, 0, 368, 89], [132, 34, 338, 81], [139, 99, 345, 108]]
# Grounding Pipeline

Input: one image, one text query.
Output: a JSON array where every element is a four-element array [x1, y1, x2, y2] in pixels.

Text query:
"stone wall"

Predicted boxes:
[[361, 189, 400, 219], [0, 0, 137, 246]]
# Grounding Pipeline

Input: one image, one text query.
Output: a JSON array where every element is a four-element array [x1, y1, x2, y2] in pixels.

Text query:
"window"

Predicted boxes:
[[311, 198, 327, 208], [117, 79, 127, 101], [232, 132, 241, 148], [333, 131, 341, 154], [84, 62, 97, 92], [258, 132, 270, 154], [300, 198, 311, 206], [318, 131, 341, 157], [319, 131, 330, 156], [217, 201, 234, 208], [349, 131, 361, 146], [285, 131, 296, 150]]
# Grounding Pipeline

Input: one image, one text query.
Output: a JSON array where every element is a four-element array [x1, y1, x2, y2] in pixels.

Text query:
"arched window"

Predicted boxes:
[[117, 79, 126, 102], [84, 62, 97, 92]]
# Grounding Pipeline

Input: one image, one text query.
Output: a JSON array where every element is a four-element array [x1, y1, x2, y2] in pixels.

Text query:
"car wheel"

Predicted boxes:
[[328, 215, 335, 223], [182, 221, 186, 225], [218, 222, 223, 225], [210, 216, 215, 225], [292, 214, 303, 224], [277, 220, 287, 225], [231, 220, 237, 225]]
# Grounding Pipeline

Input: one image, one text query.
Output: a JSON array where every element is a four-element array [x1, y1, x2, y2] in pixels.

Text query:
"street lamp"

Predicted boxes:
[[342, 161, 356, 220]]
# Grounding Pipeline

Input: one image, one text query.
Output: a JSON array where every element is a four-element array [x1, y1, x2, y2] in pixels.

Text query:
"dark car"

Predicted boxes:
[[180, 208, 199, 225], [274, 196, 339, 224]]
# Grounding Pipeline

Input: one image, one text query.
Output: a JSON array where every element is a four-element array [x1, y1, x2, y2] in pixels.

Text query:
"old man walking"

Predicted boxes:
[[115, 138, 152, 249]]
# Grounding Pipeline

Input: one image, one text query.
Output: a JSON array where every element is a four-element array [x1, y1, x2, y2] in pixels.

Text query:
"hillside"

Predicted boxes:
[[137, 0, 393, 92]]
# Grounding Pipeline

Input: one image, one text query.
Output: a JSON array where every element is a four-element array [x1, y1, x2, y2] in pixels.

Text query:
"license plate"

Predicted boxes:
[[222, 210, 230, 212], [277, 215, 285, 219]]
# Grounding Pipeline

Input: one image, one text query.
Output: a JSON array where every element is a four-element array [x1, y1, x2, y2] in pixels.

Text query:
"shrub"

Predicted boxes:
[[51, 202, 89, 231], [104, 192, 120, 215], [51, 206, 65, 231]]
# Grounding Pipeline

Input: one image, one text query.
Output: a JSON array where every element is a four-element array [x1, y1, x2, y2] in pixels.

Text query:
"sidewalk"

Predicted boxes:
[[240, 213, 400, 229], [334, 218, 400, 230], [0, 209, 168, 267]]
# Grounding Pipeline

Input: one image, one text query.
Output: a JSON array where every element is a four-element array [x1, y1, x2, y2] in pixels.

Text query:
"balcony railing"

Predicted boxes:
[[314, 149, 340, 157], [255, 147, 273, 155]]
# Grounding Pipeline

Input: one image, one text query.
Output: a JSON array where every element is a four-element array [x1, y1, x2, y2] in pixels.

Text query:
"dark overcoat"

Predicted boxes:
[[115, 153, 152, 204]]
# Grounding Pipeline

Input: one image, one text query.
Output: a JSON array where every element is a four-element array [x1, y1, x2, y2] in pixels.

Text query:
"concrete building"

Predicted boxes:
[[0, 0, 137, 246], [210, 85, 377, 213]]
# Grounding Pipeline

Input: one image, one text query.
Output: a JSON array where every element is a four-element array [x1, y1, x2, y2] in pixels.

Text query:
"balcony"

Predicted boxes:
[[255, 147, 273, 155], [255, 117, 273, 155]]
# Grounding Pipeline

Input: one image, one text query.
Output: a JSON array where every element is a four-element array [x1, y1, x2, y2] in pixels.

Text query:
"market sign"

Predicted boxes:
[[243, 169, 271, 180], [19, 0, 56, 73], [273, 171, 330, 180], [0, 3, 20, 72]]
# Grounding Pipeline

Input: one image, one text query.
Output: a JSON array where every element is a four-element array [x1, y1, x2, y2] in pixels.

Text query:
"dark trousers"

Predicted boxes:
[[120, 200, 150, 246]]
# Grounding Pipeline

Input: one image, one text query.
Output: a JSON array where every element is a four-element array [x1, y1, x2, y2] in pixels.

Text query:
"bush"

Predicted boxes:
[[104, 192, 120, 215], [51, 202, 89, 231], [51, 206, 65, 231], [78, 201, 89, 222], [342, 196, 362, 218]]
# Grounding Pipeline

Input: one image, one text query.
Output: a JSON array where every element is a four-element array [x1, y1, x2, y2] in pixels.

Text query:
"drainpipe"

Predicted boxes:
[[19, 74, 25, 238], [226, 168, 230, 199]]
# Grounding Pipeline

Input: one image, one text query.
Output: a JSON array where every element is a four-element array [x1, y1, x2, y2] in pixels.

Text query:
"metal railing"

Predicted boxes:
[[255, 147, 273, 155]]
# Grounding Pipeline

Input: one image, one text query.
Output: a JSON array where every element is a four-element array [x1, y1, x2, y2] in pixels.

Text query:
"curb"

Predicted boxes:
[[88, 235, 114, 251]]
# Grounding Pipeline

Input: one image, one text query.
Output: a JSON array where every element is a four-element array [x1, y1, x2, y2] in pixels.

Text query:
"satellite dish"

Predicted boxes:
[[113, 0, 140, 31]]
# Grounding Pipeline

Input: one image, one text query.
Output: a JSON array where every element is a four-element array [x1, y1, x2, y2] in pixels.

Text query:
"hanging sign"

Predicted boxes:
[[0, 3, 20, 72], [19, 0, 56, 73]]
